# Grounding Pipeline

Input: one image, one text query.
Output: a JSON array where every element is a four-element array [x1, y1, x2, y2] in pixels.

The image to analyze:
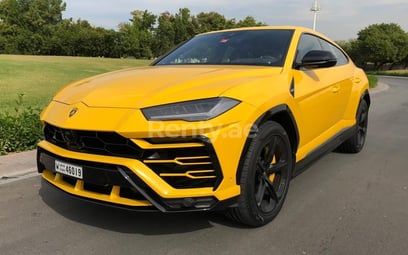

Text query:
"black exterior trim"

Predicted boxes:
[[116, 166, 167, 212], [43, 123, 143, 159], [41, 177, 239, 212], [142, 135, 223, 190], [293, 90, 370, 177], [41, 124, 223, 190], [293, 124, 356, 177], [41, 178, 159, 212], [362, 89, 371, 107], [290, 77, 295, 97], [37, 148, 227, 212], [235, 104, 299, 185]]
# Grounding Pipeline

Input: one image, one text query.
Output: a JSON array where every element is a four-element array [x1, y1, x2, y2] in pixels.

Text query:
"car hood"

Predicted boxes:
[[53, 65, 282, 108]]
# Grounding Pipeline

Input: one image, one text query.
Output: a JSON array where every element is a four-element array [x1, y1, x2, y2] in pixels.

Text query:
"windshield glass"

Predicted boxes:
[[155, 29, 294, 67]]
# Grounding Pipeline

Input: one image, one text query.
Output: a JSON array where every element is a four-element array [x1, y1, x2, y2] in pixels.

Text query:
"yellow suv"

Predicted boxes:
[[37, 26, 370, 227]]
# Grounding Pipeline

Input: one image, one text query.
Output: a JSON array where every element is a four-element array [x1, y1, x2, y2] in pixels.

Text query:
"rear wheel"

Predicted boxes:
[[228, 121, 293, 227], [337, 100, 369, 153]]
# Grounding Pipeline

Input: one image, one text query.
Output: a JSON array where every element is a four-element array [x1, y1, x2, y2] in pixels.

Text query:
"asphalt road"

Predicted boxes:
[[0, 77, 407, 255]]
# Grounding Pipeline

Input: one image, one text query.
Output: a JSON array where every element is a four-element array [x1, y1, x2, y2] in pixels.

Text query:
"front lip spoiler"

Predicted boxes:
[[40, 177, 239, 213], [40, 178, 160, 212]]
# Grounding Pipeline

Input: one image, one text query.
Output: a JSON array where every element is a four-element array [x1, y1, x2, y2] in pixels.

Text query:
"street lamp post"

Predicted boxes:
[[310, 0, 321, 30]]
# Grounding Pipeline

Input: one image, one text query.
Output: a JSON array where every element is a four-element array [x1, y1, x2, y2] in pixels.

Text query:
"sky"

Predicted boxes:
[[62, 0, 408, 41]]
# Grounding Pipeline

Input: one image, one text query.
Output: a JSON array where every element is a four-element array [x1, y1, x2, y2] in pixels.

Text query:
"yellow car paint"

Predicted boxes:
[[37, 26, 369, 219]]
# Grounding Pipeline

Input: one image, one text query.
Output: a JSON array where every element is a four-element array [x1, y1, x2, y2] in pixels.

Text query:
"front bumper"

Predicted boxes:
[[37, 129, 246, 212], [37, 101, 259, 211]]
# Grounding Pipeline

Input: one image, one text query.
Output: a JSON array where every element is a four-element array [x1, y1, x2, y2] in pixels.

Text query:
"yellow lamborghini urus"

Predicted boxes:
[[37, 26, 370, 227]]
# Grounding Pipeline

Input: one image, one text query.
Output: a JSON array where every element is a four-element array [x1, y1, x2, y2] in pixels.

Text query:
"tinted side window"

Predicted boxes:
[[319, 39, 349, 66], [295, 33, 349, 67], [295, 34, 322, 64]]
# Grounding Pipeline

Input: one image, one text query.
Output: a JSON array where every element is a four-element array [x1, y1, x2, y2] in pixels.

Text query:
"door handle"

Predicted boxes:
[[332, 86, 340, 93], [354, 77, 361, 84]]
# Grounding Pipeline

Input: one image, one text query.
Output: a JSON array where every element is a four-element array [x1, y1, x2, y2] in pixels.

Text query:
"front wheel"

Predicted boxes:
[[228, 121, 293, 227]]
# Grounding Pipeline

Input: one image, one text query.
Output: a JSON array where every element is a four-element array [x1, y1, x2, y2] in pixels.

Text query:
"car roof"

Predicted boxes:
[[199, 26, 336, 47], [201, 26, 311, 34]]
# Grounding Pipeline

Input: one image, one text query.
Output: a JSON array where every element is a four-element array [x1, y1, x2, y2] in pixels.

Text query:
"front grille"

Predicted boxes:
[[44, 123, 143, 159], [43, 124, 223, 190], [142, 139, 223, 190]]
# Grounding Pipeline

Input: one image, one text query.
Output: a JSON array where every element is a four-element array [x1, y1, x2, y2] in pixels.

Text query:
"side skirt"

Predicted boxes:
[[292, 124, 357, 177]]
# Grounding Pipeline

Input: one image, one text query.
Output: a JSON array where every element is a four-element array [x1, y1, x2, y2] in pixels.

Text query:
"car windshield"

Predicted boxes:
[[154, 29, 294, 67]]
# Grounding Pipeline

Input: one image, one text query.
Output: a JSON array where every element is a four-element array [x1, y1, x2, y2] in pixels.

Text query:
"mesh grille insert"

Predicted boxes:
[[44, 123, 143, 159]]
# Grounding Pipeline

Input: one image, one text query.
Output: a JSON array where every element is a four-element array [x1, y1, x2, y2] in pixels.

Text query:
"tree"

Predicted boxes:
[[173, 8, 197, 45], [357, 23, 408, 69], [196, 12, 229, 33], [0, 3, 268, 58], [24, 0, 66, 30], [235, 16, 265, 27], [0, 0, 66, 54], [337, 39, 364, 66], [119, 10, 156, 58], [47, 18, 78, 56], [153, 12, 175, 57]]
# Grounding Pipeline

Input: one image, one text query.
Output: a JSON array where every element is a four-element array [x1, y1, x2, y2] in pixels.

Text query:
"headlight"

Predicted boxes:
[[142, 97, 240, 121]]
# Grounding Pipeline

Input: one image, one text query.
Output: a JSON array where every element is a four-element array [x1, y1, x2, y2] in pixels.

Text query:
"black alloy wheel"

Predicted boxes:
[[228, 121, 293, 227], [356, 101, 369, 148]]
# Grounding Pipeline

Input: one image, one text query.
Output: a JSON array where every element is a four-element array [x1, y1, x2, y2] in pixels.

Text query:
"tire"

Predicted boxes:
[[337, 100, 369, 153], [228, 121, 293, 227]]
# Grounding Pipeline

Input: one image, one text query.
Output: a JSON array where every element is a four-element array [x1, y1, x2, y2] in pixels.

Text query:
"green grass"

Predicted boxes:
[[0, 55, 151, 114], [367, 69, 408, 89], [368, 70, 408, 77], [367, 75, 378, 89]]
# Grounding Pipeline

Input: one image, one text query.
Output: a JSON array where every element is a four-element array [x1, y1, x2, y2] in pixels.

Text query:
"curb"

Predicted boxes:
[[0, 150, 38, 184], [370, 82, 389, 94]]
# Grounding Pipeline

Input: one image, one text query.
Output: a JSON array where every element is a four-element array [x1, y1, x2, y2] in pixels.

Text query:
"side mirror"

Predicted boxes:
[[297, 50, 337, 69]]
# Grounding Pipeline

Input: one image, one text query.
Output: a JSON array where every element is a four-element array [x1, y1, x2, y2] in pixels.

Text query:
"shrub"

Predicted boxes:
[[367, 75, 378, 88], [0, 94, 43, 155], [368, 70, 408, 77]]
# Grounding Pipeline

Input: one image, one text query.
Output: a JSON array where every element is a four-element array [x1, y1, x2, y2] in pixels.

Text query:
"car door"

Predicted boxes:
[[291, 33, 353, 149]]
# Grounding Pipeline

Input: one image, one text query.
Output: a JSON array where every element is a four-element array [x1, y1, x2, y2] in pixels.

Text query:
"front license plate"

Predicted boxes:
[[55, 160, 83, 179]]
